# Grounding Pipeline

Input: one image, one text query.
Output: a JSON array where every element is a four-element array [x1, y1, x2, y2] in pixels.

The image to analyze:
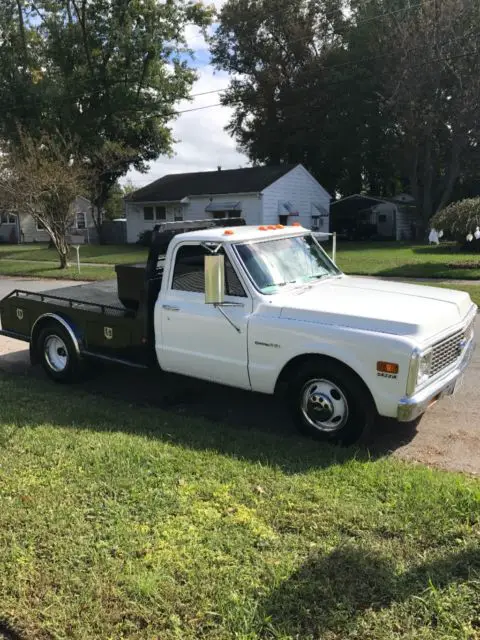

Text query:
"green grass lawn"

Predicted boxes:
[[0, 260, 115, 281], [0, 374, 478, 640], [0, 242, 147, 265], [336, 241, 480, 280]]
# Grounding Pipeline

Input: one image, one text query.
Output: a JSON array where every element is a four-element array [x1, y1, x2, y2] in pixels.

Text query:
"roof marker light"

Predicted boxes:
[[224, 229, 234, 235], [258, 226, 267, 230], [275, 224, 284, 229], [267, 225, 276, 230], [292, 222, 302, 227]]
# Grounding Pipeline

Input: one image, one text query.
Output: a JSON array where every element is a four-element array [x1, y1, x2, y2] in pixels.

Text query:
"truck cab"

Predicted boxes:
[[0, 221, 476, 445]]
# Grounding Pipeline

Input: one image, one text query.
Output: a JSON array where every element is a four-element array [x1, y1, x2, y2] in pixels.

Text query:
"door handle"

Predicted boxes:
[[162, 304, 180, 312]]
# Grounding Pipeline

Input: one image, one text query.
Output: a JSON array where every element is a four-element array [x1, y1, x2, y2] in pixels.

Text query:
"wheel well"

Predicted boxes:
[[30, 314, 81, 364], [274, 353, 377, 411]]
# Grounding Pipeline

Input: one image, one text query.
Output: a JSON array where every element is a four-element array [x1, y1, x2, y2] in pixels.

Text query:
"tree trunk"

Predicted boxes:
[[50, 232, 70, 269]]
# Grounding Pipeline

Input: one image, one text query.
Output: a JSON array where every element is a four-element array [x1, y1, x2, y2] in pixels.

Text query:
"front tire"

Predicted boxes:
[[289, 359, 374, 445], [37, 323, 85, 383]]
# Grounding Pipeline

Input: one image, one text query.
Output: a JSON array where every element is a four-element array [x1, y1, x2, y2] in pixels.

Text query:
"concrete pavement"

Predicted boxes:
[[0, 276, 479, 475]]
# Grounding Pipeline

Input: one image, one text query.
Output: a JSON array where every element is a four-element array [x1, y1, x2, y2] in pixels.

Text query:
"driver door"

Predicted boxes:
[[157, 243, 252, 389]]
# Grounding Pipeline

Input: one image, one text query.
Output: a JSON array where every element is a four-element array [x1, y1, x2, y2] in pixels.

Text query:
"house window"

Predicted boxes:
[[0, 213, 16, 224], [144, 206, 154, 221], [75, 212, 86, 229], [155, 206, 166, 221], [36, 219, 46, 231], [378, 214, 387, 223], [212, 211, 241, 220], [172, 207, 183, 222]]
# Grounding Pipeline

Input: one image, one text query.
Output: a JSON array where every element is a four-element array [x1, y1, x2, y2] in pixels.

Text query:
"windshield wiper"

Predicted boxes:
[[307, 274, 331, 280]]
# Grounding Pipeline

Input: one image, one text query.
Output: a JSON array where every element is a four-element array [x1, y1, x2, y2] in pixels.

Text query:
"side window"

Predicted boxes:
[[172, 245, 206, 293], [171, 245, 247, 297]]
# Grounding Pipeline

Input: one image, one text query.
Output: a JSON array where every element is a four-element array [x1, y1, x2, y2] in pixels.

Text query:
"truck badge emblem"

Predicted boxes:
[[16, 308, 24, 320], [104, 327, 113, 340]]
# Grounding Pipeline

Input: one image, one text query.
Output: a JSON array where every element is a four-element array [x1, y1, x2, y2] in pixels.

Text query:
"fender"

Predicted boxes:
[[30, 313, 83, 364]]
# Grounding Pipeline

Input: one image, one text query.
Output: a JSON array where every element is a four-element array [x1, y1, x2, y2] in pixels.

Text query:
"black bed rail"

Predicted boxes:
[[2, 289, 129, 316]]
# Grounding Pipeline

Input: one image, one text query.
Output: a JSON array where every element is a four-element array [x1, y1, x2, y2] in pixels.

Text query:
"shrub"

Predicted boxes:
[[431, 198, 480, 251], [137, 229, 153, 246]]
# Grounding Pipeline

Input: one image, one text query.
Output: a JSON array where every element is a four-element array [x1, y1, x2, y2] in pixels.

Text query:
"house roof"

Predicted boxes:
[[126, 164, 298, 203]]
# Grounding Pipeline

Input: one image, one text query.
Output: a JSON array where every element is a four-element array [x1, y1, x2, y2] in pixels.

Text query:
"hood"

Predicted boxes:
[[275, 276, 474, 342]]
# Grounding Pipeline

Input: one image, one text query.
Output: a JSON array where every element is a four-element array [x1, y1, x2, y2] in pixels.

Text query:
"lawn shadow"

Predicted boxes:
[[376, 262, 480, 280], [259, 544, 480, 637], [0, 348, 421, 474]]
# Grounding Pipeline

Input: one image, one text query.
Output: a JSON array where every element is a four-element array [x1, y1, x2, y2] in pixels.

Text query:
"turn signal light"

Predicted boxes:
[[377, 361, 399, 374]]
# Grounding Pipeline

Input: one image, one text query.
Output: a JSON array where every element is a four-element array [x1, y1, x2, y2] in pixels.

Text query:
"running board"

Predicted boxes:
[[0, 329, 30, 342], [81, 350, 149, 369]]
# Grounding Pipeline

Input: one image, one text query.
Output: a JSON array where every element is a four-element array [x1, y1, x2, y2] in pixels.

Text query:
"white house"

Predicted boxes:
[[124, 164, 331, 243], [0, 196, 97, 244]]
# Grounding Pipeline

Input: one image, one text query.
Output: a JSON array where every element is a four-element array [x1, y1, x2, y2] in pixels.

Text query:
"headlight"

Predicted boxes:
[[416, 350, 432, 386], [406, 348, 432, 396]]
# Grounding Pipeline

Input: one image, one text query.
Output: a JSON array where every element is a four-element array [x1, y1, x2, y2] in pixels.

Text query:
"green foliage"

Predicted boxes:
[[0, 373, 479, 639], [104, 181, 137, 221], [431, 198, 480, 244], [137, 229, 154, 246], [212, 0, 480, 217], [0, 0, 214, 216]]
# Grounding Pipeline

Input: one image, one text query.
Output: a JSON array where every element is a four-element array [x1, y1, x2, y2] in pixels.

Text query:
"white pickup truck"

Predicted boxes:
[[0, 220, 476, 445]]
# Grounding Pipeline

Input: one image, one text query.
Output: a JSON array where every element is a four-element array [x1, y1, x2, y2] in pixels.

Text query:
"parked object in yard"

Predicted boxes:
[[0, 218, 476, 445]]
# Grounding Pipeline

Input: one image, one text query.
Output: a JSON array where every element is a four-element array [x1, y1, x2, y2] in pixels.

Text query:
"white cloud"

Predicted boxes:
[[125, 1, 248, 187], [125, 67, 248, 187]]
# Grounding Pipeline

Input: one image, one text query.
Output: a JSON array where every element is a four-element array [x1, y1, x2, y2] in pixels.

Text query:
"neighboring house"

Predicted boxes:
[[0, 196, 98, 244], [330, 193, 417, 241], [124, 164, 331, 243]]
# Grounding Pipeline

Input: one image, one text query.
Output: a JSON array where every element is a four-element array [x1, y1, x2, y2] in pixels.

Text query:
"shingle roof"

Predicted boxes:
[[126, 164, 297, 203]]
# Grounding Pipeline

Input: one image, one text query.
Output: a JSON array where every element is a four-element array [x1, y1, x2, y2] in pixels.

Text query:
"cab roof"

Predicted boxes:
[[174, 224, 309, 244]]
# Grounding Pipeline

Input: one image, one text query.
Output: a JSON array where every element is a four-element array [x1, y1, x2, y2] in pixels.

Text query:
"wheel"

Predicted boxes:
[[289, 359, 374, 445], [37, 323, 85, 383]]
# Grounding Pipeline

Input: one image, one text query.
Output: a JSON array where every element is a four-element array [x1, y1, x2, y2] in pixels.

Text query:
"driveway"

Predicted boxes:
[[0, 276, 479, 475]]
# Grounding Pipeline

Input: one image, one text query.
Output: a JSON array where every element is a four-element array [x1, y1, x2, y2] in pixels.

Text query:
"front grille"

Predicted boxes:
[[430, 318, 474, 377]]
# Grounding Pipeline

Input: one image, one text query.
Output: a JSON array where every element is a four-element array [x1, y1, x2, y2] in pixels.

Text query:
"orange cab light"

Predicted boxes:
[[258, 226, 267, 230], [377, 361, 399, 375], [275, 224, 284, 229], [267, 225, 276, 230], [224, 229, 234, 235], [292, 222, 302, 227]]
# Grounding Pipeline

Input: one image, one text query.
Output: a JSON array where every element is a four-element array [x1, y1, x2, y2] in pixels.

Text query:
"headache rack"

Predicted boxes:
[[2, 289, 130, 317]]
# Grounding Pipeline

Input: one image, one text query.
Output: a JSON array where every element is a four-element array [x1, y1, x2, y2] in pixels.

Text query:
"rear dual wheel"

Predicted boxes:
[[37, 323, 86, 383]]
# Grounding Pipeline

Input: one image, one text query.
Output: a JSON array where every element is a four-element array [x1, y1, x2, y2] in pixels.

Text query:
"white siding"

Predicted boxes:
[[125, 202, 185, 243], [126, 194, 263, 243], [261, 165, 331, 230], [396, 206, 417, 241], [185, 194, 262, 224]]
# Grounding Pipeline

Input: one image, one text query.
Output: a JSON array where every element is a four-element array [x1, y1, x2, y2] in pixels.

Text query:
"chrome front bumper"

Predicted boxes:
[[397, 338, 476, 422]]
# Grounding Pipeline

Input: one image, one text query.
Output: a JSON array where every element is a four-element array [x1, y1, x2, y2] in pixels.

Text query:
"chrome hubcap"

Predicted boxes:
[[44, 335, 68, 372], [301, 378, 349, 433]]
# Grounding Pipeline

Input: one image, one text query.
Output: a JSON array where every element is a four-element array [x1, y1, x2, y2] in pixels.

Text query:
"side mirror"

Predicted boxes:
[[205, 254, 225, 305]]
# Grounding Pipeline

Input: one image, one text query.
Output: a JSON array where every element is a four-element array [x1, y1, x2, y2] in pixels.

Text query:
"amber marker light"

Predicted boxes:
[[377, 362, 399, 375]]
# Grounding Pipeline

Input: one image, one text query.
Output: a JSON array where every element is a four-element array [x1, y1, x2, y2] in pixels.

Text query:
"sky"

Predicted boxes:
[[125, 2, 250, 187]]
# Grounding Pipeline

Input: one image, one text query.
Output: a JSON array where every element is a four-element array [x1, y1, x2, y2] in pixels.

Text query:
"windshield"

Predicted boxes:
[[235, 234, 341, 294]]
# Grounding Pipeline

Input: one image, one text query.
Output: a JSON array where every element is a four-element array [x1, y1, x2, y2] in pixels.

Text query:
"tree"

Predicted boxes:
[[212, 0, 480, 223], [104, 180, 136, 221], [431, 197, 480, 250], [0, 0, 214, 238], [0, 133, 87, 268], [363, 0, 480, 226]]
